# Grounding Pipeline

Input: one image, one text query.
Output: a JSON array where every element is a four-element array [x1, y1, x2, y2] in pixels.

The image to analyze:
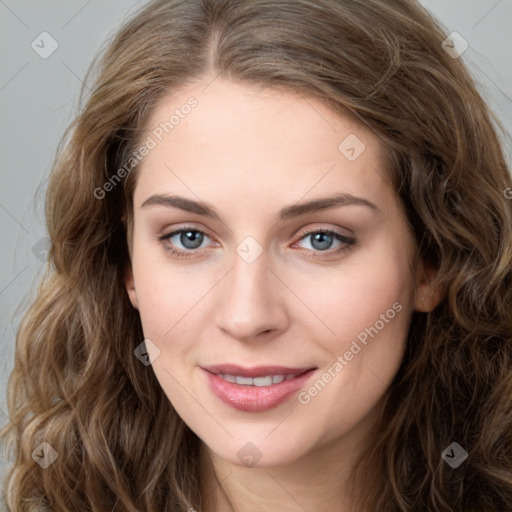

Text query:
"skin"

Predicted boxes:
[[125, 77, 439, 511]]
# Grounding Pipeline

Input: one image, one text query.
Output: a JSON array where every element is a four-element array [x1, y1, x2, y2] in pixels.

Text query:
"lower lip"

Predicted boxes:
[[203, 369, 316, 412]]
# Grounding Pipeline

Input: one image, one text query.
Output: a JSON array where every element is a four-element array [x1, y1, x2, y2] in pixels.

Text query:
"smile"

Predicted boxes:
[[202, 364, 317, 412]]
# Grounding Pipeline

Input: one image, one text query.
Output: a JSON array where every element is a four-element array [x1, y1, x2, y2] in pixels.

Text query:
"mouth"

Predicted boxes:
[[214, 373, 300, 386], [202, 364, 317, 412]]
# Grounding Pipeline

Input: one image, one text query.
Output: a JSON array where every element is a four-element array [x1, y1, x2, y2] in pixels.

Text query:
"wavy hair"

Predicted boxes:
[[2, 0, 512, 510]]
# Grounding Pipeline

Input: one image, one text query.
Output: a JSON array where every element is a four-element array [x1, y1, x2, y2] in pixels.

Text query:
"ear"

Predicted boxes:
[[124, 263, 139, 310], [413, 259, 443, 312]]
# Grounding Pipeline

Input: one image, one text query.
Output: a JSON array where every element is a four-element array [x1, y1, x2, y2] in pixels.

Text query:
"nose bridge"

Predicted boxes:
[[215, 242, 285, 339]]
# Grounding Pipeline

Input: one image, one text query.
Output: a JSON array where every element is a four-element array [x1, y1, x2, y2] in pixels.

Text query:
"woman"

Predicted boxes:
[[2, 0, 511, 510]]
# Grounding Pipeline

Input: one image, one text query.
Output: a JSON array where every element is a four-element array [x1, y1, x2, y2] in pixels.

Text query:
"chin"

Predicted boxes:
[[203, 429, 316, 468]]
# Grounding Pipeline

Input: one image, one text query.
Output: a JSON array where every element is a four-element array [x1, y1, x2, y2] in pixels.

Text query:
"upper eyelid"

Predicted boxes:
[[159, 223, 213, 238]]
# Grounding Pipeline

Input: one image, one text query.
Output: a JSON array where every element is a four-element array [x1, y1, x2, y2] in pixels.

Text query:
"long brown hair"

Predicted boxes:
[[2, 0, 511, 510]]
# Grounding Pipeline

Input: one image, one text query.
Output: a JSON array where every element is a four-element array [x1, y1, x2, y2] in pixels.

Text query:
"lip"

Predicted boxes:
[[202, 365, 317, 412]]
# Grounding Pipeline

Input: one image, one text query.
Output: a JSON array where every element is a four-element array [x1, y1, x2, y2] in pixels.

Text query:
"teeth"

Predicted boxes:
[[253, 376, 272, 386], [218, 374, 297, 386], [236, 376, 253, 386]]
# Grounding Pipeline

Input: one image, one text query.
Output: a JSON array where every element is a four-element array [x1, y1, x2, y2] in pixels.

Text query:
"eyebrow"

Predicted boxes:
[[140, 192, 379, 221]]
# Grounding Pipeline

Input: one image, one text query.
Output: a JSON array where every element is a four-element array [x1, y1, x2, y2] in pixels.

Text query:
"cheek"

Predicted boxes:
[[294, 232, 414, 344], [292, 235, 414, 417], [311, 239, 413, 403], [130, 240, 187, 340], [130, 244, 222, 367]]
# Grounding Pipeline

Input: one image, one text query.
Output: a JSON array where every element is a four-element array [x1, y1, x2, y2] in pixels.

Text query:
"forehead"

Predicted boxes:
[[134, 78, 393, 213]]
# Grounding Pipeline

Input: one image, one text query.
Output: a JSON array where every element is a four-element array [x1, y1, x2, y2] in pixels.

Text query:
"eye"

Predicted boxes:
[[158, 226, 214, 259], [158, 226, 356, 260], [293, 228, 356, 259]]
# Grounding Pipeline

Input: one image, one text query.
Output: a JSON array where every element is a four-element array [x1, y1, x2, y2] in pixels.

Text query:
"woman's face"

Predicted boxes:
[[126, 78, 430, 468]]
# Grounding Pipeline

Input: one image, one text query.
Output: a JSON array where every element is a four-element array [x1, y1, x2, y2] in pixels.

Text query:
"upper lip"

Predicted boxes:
[[202, 364, 316, 378]]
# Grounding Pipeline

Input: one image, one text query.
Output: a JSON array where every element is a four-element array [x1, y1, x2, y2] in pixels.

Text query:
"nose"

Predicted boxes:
[[214, 248, 289, 342]]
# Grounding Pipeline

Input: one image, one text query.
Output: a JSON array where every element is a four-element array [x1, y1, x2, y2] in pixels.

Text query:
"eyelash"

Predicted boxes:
[[158, 225, 356, 260]]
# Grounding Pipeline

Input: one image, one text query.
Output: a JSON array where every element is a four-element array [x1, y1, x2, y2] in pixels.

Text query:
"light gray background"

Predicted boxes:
[[1, 0, 511, 485]]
